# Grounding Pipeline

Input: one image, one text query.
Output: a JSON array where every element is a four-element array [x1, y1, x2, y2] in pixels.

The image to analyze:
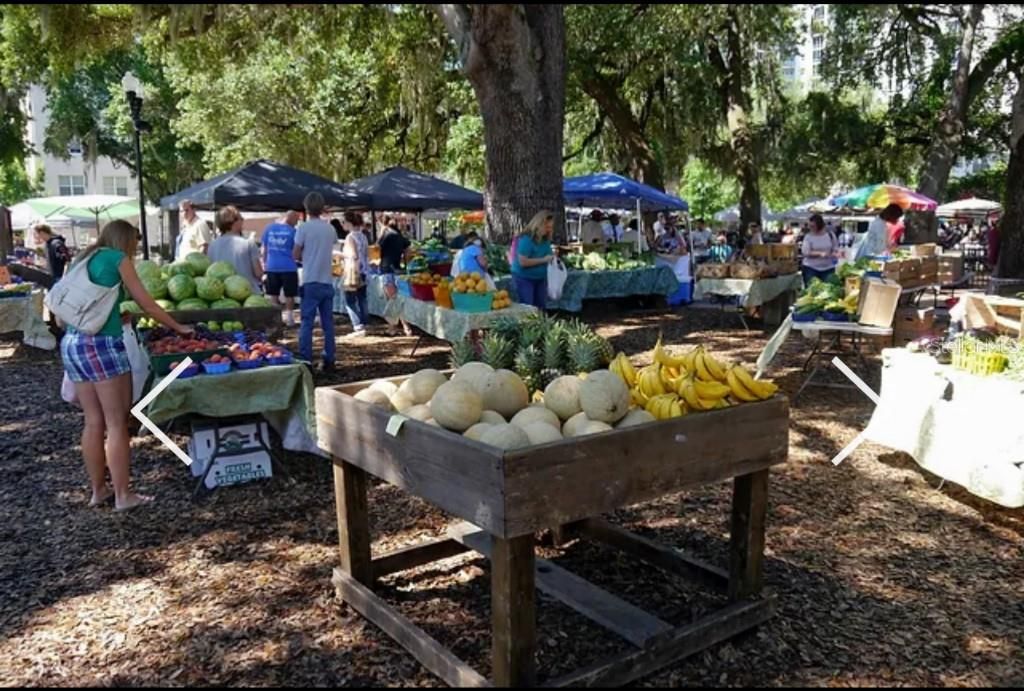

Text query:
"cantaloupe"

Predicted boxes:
[[572, 420, 613, 437], [510, 406, 561, 431], [579, 371, 630, 424], [544, 376, 583, 421], [480, 410, 507, 425], [451, 362, 495, 396], [390, 390, 416, 412], [481, 370, 529, 419], [562, 411, 591, 437], [479, 423, 531, 450], [429, 381, 483, 432], [369, 380, 398, 398], [404, 404, 433, 422], [400, 369, 448, 404], [522, 422, 563, 446], [463, 423, 493, 441], [426, 419, 441, 427], [354, 388, 394, 411], [616, 409, 657, 428]]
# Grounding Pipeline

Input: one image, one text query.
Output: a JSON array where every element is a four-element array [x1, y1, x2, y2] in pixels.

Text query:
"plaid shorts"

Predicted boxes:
[[61, 332, 131, 383]]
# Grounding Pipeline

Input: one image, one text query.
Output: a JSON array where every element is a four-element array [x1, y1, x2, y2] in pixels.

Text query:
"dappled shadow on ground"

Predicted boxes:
[[1, 304, 1020, 686]]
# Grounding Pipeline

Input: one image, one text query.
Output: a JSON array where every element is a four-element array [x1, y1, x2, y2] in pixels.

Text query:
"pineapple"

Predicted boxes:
[[514, 344, 544, 393], [519, 312, 552, 348], [450, 337, 479, 369], [481, 333, 515, 370], [490, 315, 522, 345], [543, 327, 567, 373], [568, 335, 601, 374], [592, 333, 615, 366]]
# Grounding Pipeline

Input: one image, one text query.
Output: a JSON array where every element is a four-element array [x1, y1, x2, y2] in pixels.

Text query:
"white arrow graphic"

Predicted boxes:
[[131, 357, 194, 467], [829, 356, 881, 466]]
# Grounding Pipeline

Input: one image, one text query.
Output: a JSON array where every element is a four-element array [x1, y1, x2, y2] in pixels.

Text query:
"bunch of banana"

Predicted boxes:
[[609, 352, 637, 388], [644, 393, 685, 420], [678, 376, 733, 411], [694, 349, 729, 383], [653, 335, 688, 370], [636, 364, 667, 402], [726, 365, 779, 402]]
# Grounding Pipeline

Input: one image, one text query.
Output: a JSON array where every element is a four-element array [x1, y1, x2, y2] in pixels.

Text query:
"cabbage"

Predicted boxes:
[[167, 274, 196, 302], [223, 275, 252, 301], [210, 298, 242, 310], [141, 275, 168, 300], [194, 276, 225, 302], [206, 261, 236, 282], [185, 252, 212, 277], [119, 300, 143, 314], [176, 298, 209, 311], [167, 262, 195, 278], [135, 260, 161, 281], [244, 295, 272, 308], [155, 299, 176, 311]]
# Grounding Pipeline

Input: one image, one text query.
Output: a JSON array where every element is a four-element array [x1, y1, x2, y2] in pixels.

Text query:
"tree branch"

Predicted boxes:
[[436, 5, 473, 69], [562, 115, 605, 162]]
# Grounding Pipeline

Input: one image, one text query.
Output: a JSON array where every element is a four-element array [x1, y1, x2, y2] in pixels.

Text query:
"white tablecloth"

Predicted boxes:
[[0, 290, 56, 350], [694, 273, 803, 307]]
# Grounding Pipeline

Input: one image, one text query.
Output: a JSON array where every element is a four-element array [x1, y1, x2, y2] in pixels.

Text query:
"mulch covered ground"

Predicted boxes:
[[1, 303, 1021, 687]]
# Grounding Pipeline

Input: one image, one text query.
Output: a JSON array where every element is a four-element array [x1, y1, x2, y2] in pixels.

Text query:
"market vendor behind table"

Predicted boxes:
[[208, 206, 264, 295]]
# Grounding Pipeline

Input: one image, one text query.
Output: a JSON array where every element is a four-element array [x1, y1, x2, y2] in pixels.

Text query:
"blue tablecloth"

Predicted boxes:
[[494, 266, 679, 312]]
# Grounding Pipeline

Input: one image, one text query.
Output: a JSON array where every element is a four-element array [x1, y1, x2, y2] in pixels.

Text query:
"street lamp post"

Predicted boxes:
[[122, 72, 152, 259]]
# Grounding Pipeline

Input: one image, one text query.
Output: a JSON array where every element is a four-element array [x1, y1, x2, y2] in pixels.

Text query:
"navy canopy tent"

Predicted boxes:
[[344, 166, 484, 212], [563, 173, 688, 212], [160, 159, 369, 211]]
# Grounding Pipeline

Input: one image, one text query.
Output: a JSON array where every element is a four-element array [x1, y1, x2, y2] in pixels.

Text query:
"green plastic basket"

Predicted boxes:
[[451, 292, 495, 313]]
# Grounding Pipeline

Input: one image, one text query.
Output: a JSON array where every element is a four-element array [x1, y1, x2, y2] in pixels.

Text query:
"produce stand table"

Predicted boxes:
[[790, 321, 894, 401], [865, 349, 1024, 508], [0, 289, 55, 350], [694, 273, 803, 331], [337, 275, 539, 346], [494, 265, 679, 313], [144, 363, 320, 458], [317, 376, 790, 687], [162, 306, 284, 338]]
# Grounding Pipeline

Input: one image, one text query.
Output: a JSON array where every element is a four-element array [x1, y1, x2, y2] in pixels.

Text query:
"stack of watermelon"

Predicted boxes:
[[121, 254, 274, 314]]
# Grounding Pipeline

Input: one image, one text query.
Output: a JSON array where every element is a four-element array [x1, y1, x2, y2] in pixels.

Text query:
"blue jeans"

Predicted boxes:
[[299, 282, 336, 365], [344, 284, 368, 331], [801, 266, 835, 286], [514, 276, 547, 310]]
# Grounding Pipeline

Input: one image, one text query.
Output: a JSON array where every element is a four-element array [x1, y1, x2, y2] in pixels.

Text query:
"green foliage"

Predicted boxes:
[[0, 159, 43, 205], [679, 159, 738, 220], [947, 161, 1007, 202]]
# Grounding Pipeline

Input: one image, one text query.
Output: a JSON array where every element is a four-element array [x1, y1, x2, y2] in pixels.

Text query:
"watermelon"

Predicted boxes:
[[223, 275, 252, 301], [141, 274, 168, 300], [244, 295, 272, 308], [135, 260, 161, 281], [206, 261, 235, 282], [119, 300, 143, 314], [167, 262, 195, 278], [185, 252, 212, 277], [210, 298, 242, 310], [194, 276, 225, 302], [167, 274, 197, 302], [176, 298, 209, 311], [155, 299, 176, 311]]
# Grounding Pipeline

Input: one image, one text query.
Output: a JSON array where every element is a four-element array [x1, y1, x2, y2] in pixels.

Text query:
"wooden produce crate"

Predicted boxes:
[[317, 375, 790, 687], [963, 294, 1024, 339]]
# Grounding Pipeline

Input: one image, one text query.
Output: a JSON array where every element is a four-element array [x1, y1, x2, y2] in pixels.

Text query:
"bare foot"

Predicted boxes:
[[89, 486, 114, 507], [114, 493, 154, 512]]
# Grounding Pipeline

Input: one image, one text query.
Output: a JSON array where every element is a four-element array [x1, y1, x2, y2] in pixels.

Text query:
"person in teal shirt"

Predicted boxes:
[[511, 210, 555, 309]]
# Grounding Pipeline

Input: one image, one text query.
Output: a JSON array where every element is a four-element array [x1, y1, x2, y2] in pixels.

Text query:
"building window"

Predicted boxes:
[[103, 176, 129, 196], [812, 35, 825, 71], [67, 139, 83, 157], [58, 175, 86, 196], [813, 5, 826, 22]]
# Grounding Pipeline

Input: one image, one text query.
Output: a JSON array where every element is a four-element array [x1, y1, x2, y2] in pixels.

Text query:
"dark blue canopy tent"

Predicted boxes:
[[345, 166, 484, 212], [563, 173, 688, 213]]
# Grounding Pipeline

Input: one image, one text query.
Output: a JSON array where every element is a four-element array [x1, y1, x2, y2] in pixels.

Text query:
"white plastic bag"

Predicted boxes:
[[61, 372, 80, 408], [450, 250, 463, 279], [547, 257, 568, 301], [123, 324, 151, 404]]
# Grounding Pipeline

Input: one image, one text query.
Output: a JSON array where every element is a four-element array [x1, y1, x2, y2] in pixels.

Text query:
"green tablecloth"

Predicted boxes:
[[145, 363, 320, 456], [337, 275, 539, 343], [865, 349, 1024, 508], [494, 266, 680, 312], [0, 289, 55, 350], [693, 273, 803, 308]]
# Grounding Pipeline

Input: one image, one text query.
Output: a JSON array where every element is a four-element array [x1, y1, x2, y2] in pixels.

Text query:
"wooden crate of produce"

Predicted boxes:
[[317, 374, 789, 687], [963, 295, 1024, 339]]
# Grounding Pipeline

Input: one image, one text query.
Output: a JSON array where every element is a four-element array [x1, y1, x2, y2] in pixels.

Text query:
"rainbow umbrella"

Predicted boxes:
[[831, 184, 937, 212]]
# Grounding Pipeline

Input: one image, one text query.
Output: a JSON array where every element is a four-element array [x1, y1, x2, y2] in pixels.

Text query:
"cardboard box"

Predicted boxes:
[[858, 278, 903, 327], [911, 243, 938, 257], [894, 307, 935, 335], [900, 257, 923, 280], [883, 259, 903, 281], [188, 419, 273, 489], [919, 256, 939, 275]]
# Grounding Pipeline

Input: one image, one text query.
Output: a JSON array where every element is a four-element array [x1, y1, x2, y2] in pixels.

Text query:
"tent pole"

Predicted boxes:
[[636, 199, 641, 255]]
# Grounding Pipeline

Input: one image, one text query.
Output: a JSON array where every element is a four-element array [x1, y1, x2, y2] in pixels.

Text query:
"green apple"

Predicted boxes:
[[209, 321, 221, 332]]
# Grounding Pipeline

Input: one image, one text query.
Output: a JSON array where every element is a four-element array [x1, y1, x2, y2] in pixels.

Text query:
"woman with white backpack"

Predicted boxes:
[[53, 221, 192, 512]]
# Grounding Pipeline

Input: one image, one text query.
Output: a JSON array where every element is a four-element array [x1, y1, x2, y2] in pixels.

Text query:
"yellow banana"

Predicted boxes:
[[715, 398, 732, 409], [640, 365, 667, 397], [733, 365, 775, 400], [703, 353, 728, 382], [610, 353, 637, 388], [727, 367, 760, 403], [631, 387, 648, 407], [680, 382, 703, 411], [654, 335, 688, 369], [668, 397, 685, 418], [693, 380, 733, 400], [682, 347, 701, 373], [695, 352, 716, 382]]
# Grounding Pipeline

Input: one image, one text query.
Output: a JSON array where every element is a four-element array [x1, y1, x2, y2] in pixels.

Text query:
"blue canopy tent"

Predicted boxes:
[[563, 172, 689, 253]]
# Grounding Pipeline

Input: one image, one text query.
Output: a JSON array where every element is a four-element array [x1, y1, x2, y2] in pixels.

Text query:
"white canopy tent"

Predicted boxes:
[[713, 204, 778, 224], [936, 197, 1002, 218]]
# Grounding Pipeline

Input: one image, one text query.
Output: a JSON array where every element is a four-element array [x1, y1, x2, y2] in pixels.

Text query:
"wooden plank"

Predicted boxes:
[[452, 525, 674, 649], [334, 459, 372, 585], [545, 593, 777, 688], [491, 534, 537, 687], [502, 397, 789, 538], [729, 470, 769, 601], [318, 387, 506, 536], [372, 538, 473, 580], [332, 568, 491, 688], [578, 519, 729, 593]]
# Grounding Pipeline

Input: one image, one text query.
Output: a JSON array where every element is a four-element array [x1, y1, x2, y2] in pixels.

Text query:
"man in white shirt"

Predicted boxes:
[[653, 212, 668, 238], [602, 213, 625, 243], [580, 210, 605, 244], [690, 218, 713, 263], [176, 200, 213, 259]]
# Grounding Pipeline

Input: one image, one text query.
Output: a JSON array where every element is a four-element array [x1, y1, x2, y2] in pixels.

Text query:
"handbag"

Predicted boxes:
[[44, 255, 120, 335]]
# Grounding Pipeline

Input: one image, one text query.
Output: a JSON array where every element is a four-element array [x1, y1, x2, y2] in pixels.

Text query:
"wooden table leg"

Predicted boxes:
[[492, 534, 536, 687], [334, 457, 372, 586], [729, 469, 769, 602]]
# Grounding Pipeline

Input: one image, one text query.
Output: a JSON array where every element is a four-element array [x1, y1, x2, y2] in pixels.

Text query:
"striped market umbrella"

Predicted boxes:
[[831, 184, 937, 212]]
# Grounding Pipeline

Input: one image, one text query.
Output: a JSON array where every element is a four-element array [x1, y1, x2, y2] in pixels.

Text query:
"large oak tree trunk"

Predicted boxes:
[[997, 67, 1024, 279], [910, 4, 984, 244], [725, 8, 761, 231], [438, 5, 566, 244]]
